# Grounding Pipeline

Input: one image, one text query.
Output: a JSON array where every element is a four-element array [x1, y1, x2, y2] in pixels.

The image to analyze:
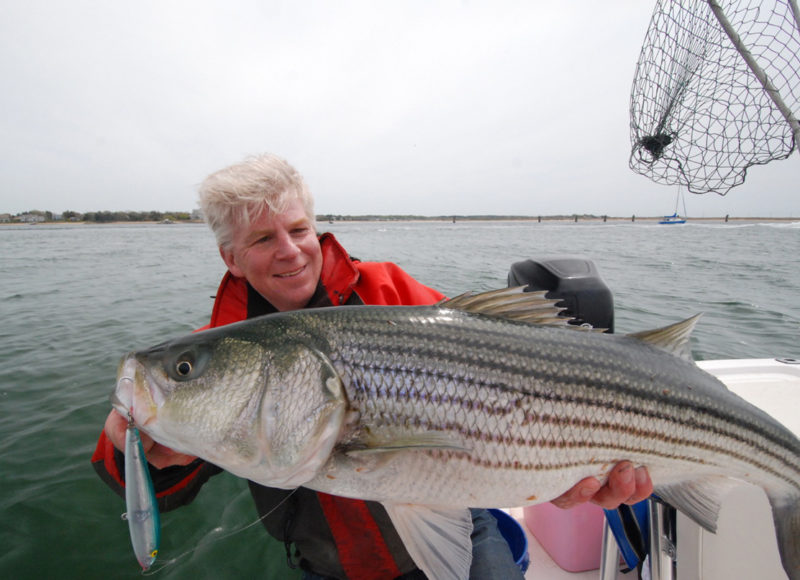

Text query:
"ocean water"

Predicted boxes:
[[1, 220, 798, 579]]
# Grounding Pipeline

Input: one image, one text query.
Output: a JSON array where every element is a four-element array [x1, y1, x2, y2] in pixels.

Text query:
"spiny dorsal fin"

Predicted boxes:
[[627, 314, 702, 362], [438, 287, 573, 327]]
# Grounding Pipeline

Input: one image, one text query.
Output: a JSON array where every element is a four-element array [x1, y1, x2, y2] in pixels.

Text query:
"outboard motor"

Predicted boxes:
[[507, 256, 614, 333]]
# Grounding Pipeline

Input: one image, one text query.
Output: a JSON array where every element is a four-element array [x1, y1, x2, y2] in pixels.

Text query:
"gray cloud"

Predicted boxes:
[[1, 0, 797, 217]]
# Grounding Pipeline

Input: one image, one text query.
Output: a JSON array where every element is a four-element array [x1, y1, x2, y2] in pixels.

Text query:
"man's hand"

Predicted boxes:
[[550, 461, 653, 510], [104, 409, 197, 469]]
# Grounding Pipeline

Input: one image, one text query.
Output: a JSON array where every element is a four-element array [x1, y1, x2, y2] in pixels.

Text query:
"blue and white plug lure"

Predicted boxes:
[[123, 412, 161, 570]]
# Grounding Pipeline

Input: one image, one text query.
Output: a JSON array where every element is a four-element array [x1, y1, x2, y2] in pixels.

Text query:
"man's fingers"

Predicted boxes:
[[550, 477, 601, 510], [550, 462, 654, 511]]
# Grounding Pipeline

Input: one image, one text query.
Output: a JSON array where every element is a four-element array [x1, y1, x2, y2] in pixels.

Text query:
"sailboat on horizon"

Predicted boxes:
[[659, 187, 687, 224]]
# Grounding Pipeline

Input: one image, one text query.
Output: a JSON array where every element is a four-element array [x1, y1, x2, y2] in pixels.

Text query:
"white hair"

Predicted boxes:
[[198, 153, 315, 249]]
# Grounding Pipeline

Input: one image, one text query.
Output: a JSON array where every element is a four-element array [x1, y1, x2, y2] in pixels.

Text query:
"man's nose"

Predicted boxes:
[[274, 232, 300, 258]]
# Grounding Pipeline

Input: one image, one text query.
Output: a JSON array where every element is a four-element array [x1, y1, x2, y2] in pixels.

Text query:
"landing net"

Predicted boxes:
[[629, 0, 800, 194]]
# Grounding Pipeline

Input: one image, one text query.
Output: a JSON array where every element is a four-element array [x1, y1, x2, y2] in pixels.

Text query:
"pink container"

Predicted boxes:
[[523, 502, 605, 572]]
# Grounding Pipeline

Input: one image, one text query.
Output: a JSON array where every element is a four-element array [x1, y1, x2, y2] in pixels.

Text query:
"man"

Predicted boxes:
[[94, 153, 652, 579]]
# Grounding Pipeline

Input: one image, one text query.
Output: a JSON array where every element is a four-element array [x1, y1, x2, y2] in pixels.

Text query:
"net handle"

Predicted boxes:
[[706, 0, 800, 157], [790, 0, 800, 38]]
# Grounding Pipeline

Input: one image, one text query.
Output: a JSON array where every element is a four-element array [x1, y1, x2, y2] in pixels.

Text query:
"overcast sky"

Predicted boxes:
[[1, 0, 798, 218]]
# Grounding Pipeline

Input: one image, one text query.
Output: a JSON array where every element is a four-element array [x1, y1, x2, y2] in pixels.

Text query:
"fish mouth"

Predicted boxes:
[[110, 388, 130, 416], [112, 354, 160, 426]]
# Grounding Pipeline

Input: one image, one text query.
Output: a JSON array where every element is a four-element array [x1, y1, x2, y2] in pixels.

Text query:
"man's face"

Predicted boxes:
[[219, 199, 323, 311]]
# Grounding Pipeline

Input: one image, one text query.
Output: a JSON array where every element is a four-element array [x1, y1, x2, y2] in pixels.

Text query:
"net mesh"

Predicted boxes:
[[629, 0, 800, 194]]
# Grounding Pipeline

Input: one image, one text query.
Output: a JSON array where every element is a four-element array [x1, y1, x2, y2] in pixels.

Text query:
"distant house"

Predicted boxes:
[[19, 213, 45, 223], [0, 213, 10, 223]]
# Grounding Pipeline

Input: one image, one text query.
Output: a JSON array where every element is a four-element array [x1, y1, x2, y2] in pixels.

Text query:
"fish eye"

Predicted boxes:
[[168, 351, 197, 380], [176, 360, 193, 376], [164, 345, 209, 381]]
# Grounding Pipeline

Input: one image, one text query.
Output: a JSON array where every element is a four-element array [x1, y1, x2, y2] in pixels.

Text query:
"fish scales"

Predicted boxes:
[[276, 306, 800, 506], [331, 308, 791, 446]]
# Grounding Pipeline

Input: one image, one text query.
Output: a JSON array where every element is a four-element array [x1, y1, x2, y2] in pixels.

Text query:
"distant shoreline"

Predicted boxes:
[[321, 216, 799, 224], [1, 215, 798, 226]]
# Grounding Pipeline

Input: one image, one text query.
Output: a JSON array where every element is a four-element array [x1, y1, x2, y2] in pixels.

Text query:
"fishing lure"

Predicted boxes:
[[123, 413, 161, 570]]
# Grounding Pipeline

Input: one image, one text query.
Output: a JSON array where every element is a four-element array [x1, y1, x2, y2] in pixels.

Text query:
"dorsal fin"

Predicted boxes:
[[627, 314, 702, 362], [438, 287, 574, 327]]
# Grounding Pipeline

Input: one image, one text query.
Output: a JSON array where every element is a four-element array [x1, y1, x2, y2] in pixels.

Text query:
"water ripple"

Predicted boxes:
[[1, 221, 798, 578]]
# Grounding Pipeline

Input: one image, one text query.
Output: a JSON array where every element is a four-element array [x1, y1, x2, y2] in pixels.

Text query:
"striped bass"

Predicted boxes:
[[112, 288, 800, 580]]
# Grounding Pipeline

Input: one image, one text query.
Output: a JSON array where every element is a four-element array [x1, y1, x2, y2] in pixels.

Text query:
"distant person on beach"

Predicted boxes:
[[93, 153, 652, 579]]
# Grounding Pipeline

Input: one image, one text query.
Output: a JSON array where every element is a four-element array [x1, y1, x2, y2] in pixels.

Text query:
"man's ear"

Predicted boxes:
[[219, 246, 244, 278]]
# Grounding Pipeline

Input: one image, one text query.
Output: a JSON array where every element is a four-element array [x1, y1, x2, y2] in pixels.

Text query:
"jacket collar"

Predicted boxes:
[[318, 232, 360, 305]]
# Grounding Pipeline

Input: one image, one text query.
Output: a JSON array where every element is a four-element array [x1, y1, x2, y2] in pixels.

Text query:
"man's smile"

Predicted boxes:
[[276, 265, 306, 278]]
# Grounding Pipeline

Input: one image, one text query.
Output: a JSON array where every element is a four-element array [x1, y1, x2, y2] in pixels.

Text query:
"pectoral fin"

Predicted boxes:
[[343, 431, 470, 457], [384, 503, 473, 580]]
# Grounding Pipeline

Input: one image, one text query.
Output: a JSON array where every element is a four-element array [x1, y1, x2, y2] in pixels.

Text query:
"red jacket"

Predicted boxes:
[[92, 232, 444, 579]]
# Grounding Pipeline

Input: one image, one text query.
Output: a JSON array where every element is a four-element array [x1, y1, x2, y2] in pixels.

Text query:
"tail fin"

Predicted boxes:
[[769, 491, 800, 580]]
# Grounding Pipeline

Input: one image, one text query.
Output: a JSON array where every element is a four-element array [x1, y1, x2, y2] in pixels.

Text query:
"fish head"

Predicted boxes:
[[112, 322, 348, 488], [112, 334, 249, 456]]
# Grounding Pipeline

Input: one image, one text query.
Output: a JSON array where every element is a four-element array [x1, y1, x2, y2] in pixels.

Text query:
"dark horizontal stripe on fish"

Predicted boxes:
[[343, 365, 800, 487], [363, 411, 798, 488], [335, 333, 800, 464], [340, 321, 693, 396], [338, 325, 667, 398], [416, 440, 762, 476]]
